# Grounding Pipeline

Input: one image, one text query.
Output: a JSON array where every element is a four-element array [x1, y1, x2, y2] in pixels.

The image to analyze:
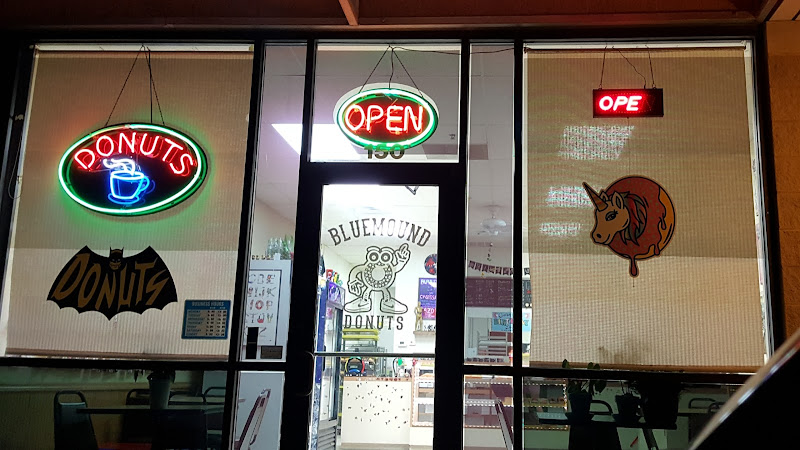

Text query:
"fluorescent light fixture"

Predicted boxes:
[[546, 186, 592, 208], [559, 125, 633, 160], [539, 222, 581, 237], [272, 124, 360, 161]]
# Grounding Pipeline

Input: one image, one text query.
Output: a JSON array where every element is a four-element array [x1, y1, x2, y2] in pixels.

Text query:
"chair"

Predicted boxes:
[[204, 387, 226, 450], [120, 389, 151, 443], [203, 386, 226, 404], [54, 390, 99, 450]]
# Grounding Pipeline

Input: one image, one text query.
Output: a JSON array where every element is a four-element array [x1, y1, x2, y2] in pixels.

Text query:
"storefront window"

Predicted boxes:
[[0, 44, 253, 359], [524, 42, 769, 369], [0, 366, 226, 449], [241, 44, 306, 362], [522, 376, 739, 449], [234, 371, 285, 448], [465, 44, 517, 366], [311, 42, 461, 163]]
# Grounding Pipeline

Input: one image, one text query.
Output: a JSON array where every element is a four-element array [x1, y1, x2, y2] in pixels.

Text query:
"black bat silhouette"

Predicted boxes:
[[47, 246, 177, 319]]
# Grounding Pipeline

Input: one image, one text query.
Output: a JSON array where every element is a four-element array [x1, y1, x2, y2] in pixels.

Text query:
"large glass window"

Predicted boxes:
[[524, 42, 769, 369], [0, 44, 253, 359], [465, 44, 517, 366], [311, 42, 461, 163], [0, 366, 226, 449], [241, 44, 306, 362]]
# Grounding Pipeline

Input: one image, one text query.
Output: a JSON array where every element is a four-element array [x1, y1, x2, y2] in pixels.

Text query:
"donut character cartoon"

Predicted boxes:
[[583, 176, 675, 277], [345, 243, 411, 314]]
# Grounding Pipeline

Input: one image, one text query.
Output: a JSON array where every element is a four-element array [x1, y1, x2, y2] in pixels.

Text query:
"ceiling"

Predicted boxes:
[[769, 0, 800, 19], [0, 0, 784, 29]]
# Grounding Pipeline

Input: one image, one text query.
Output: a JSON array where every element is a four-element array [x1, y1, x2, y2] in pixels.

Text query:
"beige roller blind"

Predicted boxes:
[[3, 49, 252, 358], [526, 46, 766, 370]]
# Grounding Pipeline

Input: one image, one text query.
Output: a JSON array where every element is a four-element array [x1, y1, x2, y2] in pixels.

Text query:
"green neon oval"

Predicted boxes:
[[335, 87, 439, 150], [58, 124, 208, 216]]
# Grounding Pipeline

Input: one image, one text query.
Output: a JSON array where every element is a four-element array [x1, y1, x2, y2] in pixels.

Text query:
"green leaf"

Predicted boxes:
[[562, 359, 570, 369]]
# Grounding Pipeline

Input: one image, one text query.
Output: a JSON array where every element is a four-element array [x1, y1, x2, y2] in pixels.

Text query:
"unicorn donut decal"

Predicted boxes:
[[583, 177, 675, 277]]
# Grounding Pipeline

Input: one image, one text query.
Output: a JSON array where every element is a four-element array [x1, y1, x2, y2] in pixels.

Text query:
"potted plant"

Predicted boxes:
[[563, 360, 606, 420], [147, 369, 175, 410], [615, 382, 640, 423], [631, 380, 681, 427]]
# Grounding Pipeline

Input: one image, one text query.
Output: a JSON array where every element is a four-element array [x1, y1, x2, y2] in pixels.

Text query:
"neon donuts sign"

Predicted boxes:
[[334, 85, 438, 151], [58, 124, 207, 216]]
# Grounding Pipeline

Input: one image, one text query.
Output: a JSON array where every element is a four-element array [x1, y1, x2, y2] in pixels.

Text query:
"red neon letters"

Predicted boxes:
[[592, 89, 664, 118], [344, 104, 425, 134], [73, 130, 196, 176]]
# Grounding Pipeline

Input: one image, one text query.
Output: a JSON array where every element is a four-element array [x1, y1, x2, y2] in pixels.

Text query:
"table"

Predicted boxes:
[[79, 405, 224, 450], [78, 404, 224, 415], [537, 413, 675, 450]]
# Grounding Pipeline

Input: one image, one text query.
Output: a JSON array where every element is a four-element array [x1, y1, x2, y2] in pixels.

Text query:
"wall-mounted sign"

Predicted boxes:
[[59, 124, 207, 216], [583, 177, 675, 277], [47, 246, 178, 319], [593, 89, 663, 118], [334, 85, 438, 151]]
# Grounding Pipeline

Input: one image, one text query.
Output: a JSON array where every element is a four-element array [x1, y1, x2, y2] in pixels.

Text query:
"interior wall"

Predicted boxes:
[[250, 199, 295, 257], [767, 21, 800, 336]]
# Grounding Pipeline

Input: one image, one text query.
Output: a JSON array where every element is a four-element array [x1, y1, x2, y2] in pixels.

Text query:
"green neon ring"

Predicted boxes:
[[58, 123, 207, 216], [335, 87, 439, 150]]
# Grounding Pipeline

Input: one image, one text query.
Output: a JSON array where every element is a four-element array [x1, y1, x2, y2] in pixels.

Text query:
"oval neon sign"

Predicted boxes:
[[58, 124, 207, 216], [334, 85, 438, 150]]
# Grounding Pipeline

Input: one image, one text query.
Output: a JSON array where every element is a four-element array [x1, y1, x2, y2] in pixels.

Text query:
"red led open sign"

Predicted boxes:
[[593, 89, 663, 118]]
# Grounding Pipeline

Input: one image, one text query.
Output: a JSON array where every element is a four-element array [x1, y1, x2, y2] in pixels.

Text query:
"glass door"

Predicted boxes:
[[311, 184, 439, 449]]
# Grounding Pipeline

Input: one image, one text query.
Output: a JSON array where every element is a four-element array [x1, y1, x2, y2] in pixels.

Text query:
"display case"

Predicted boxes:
[[411, 359, 435, 426], [522, 379, 568, 431]]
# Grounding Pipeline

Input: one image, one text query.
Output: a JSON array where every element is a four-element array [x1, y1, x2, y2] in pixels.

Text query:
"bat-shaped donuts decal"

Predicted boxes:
[[48, 246, 178, 319]]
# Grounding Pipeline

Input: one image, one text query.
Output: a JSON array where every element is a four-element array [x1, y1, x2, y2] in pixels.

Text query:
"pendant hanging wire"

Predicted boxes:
[[105, 45, 145, 127], [146, 48, 166, 125], [357, 45, 391, 94], [599, 45, 607, 89], [647, 45, 656, 88], [104, 45, 165, 126], [614, 48, 648, 88]]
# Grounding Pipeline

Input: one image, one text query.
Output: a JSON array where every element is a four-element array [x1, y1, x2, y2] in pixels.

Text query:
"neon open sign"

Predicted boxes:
[[335, 85, 439, 151], [58, 124, 207, 216], [593, 89, 664, 118]]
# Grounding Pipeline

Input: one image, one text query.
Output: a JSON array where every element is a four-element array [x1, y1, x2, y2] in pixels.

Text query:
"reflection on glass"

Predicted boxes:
[[465, 44, 517, 366], [311, 356, 433, 449], [0, 367, 225, 449], [522, 377, 739, 450], [463, 375, 514, 449], [242, 44, 306, 362]]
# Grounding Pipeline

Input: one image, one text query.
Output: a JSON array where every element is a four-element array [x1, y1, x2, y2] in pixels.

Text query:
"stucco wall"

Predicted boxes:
[[768, 21, 800, 335]]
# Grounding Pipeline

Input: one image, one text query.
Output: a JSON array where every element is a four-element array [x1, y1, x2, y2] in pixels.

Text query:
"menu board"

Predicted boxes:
[[182, 300, 231, 339], [465, 278, 513, 307]]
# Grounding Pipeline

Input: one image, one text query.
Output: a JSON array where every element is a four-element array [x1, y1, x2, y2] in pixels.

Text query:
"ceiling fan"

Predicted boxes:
[[477, 206, 511, 236]]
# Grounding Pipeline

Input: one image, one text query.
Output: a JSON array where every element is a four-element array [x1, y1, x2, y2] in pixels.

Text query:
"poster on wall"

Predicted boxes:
[[417, 278, 437, 320], [243, 259, 292, 360], [235, 372, 284, 450]]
